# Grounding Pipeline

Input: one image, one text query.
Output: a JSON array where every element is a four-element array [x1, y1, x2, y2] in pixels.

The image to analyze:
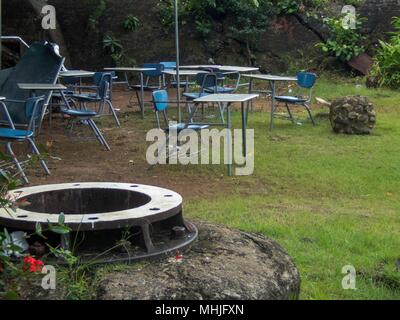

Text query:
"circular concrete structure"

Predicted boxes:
[[0, 183, 198, 263], [1, 183, 183, 230]]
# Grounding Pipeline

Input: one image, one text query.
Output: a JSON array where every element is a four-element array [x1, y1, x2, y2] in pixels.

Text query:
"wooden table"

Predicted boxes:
[[105, 67, 156, 118], [243, 74, 297, 130], [193, 93, 259, 176]]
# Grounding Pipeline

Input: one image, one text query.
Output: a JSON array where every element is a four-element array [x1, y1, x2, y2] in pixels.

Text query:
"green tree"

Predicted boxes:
[[159, 0, 274, 64]]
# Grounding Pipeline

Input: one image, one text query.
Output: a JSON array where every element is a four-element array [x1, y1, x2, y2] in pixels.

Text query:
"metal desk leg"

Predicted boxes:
[[124, 72, 130, 89], [249, 79, 254, 112], [227, 103, 232, 176], [241, 101, 247, 158], [269, 80, 276, 131], [246, 100, 250, 125], [167, 74, 173, 90], [185, 75, 189, 92], [140, 72, 145, 118]]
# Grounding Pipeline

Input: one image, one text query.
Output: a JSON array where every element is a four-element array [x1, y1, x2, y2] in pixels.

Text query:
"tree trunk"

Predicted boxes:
[[292, 13, 326, 43], [27, 0, 71, 65]]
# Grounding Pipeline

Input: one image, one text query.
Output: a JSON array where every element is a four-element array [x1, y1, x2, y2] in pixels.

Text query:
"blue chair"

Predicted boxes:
[[152, 90, 209, 132], [70, 72, 120, 127], [183, 73, 217, 100], [62, 71, 117, 96], [0, 96, 50, 184], [183, 73, 227, 122], [151, 90, 209, 163], [200, 67, 240, 94], [61, 76, 80, 95], [201, 66, 234, 93], [160, 61, 176, 70], [0, 42, 65, 183], [274, 72, 317, 126], [129, 63, 164, 110], [61, 77, 112, 151]]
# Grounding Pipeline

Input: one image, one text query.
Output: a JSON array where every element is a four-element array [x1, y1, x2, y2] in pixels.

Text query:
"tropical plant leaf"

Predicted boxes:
[[48, 225, 71, 235]]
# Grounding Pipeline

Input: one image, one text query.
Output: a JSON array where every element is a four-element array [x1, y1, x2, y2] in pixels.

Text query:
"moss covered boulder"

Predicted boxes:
[[330, 96, 376, 135]]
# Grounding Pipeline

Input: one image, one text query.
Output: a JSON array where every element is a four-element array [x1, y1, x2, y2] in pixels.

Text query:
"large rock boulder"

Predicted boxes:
[[96, 221, 300, 300], [330, 96, 376, 135]]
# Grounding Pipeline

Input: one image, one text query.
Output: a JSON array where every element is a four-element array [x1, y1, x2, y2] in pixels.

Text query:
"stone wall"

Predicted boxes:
[[2, 0, 400, 72], [360, 0, 400, 33]]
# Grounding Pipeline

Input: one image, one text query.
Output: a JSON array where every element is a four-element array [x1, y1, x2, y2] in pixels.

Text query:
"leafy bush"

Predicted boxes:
[[103, 34, 123, 54], [103, 33, 136, 67], [371, 17, 400, 89], [318, 15, 366, 62], [123, 15, 140, 31], [0, 154, 74, 299], [277, 0, 301, 14]]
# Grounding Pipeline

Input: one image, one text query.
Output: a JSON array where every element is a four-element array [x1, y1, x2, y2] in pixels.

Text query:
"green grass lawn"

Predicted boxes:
[[179, 76, 400, 300]]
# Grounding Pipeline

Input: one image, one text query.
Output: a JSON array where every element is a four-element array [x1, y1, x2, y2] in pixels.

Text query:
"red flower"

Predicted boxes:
[[23, 256, 44, 273], [175, 252, 183, 261]]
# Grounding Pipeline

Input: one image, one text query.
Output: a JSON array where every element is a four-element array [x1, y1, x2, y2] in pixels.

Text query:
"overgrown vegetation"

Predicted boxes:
[[277, 0, 329, 15], [277, 0, 364, 15], [317, 15, 366, 62], [158, 0, 368, 66], [87, 0, 137, 67], [371, 17, 400, 89], [0, 215, 73, 299], [0, 156, 76, 300], [158, 0, 275, 63]]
